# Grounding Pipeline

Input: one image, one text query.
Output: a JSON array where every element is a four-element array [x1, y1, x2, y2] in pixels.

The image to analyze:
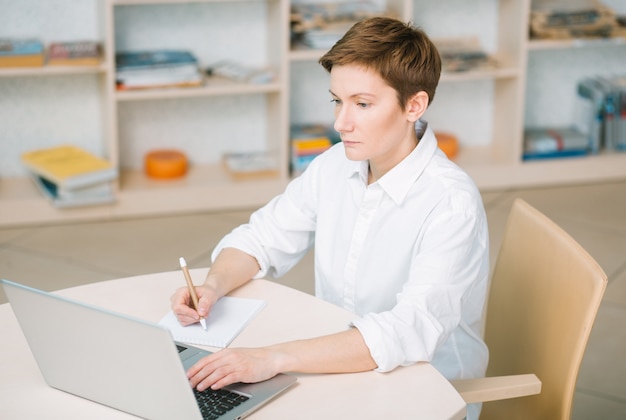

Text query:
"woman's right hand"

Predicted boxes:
[[170, 284, 219, 326]]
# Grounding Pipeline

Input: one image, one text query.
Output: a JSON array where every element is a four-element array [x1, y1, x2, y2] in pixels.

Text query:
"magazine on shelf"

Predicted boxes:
[[47, 41, 102, 66], [30, 175, 116, 208], [0, 38, 44, 67], [115, 50, 199, 71], [21, 144, 118, 190], [222, 151, 280, 180], [115, 49, 203, 90], [523, 127, 590, 160]]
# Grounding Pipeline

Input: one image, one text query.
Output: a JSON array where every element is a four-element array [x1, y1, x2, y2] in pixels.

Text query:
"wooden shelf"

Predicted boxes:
[[0, 64, 107, 77], [464, 152, 626, 190], [528, 36, 626, 51], [0, 166, 288, 227], [114, 80, 283, 102], [440, 66, 520, 83]]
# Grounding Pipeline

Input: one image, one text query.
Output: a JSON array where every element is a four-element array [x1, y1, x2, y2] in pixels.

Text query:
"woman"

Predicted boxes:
[[172, 16, 489, 419]]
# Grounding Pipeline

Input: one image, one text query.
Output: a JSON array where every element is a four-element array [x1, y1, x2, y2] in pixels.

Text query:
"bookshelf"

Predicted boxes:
[[1, 0, 626, 226]]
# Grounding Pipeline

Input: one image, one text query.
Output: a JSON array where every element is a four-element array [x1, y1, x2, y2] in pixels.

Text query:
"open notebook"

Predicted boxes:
[[159, 296, 266, 347]]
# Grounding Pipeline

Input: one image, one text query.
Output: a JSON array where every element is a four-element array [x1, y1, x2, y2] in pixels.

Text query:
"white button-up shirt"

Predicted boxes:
[[213, 121, 489, 381]]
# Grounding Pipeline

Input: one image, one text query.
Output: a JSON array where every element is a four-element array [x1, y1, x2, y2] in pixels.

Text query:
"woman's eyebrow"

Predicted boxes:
[[328, 89, 376, 100]]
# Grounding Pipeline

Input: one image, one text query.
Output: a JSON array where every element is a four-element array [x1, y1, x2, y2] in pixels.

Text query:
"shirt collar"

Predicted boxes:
[[345, 120, 438, 205]]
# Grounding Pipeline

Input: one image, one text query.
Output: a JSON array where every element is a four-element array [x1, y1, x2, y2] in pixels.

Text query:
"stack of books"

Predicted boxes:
[[530, 0, 619, 40], [207, 61, 274, 84], [290, 124, 338, 176], [434, 37, 498, 73], [47, 41, 102, 66], [21, 145, 118, 208], [576, 75, 626, 154], [523, 127, 590, 160], [0, 38, 44, 68], [115, 50, 203, 90], [526, 74, 626, 161], [290, 1, 383, 50], [222, 151, 280, 180]]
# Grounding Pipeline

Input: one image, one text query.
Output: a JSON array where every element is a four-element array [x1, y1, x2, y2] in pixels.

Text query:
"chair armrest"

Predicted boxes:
[[450, 374, 541, 404]]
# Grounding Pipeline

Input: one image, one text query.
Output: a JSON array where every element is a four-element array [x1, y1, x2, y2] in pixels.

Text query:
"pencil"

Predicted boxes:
[[179, 257, 207, 331]]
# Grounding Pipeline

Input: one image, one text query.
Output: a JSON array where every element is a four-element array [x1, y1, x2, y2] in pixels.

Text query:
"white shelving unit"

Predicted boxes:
[[0, 0, 291, 226], [1, 0, 626, 226]]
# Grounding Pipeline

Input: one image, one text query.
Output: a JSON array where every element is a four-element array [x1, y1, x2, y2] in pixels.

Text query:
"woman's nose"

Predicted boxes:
[[333, 106, 352, 133]]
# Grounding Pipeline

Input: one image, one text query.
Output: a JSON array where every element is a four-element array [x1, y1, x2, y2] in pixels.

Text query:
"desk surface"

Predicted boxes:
[[0, 270, 466, 419]]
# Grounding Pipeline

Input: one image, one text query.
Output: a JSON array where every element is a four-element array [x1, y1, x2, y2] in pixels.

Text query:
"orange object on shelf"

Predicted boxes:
[[144, 149, 188, 179], [434, 132, 459, 159]]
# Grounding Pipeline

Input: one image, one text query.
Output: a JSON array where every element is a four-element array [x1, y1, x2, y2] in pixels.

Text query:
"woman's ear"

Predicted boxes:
[[406, 91, 429, 122]]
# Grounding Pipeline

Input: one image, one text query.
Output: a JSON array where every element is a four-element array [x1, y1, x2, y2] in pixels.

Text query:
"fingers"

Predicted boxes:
[[188, 353, 237, 391], [195, 294, 211, 318], [171, 285, 218, 326], [187, 349, 277, 392], [170, 287, 200, 326]]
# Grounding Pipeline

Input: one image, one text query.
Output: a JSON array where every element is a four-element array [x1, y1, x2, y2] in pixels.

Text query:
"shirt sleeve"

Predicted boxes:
[[211, 160, 321, 279], [351, 192, 489, 372]]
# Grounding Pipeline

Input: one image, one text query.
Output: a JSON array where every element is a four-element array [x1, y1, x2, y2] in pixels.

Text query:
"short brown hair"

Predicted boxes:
[[319, 17, 441, 110]]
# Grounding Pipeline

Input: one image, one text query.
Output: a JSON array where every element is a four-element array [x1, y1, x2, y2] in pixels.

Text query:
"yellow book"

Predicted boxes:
[[292, 137, 331, 151], [21, 145, 118, 190]]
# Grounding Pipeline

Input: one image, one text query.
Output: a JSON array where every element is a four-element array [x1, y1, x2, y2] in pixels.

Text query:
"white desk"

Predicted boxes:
[[0, 270, 466, 419]]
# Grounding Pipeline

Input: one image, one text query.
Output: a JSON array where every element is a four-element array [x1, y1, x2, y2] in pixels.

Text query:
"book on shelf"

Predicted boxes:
[[116, 67, 203, 90], [115, 50, 203, 90], [299, 21, 356, 50], [47, 41, 102, 66], [615, 77, 626, 151], [434, 37, 498, 73], [523, 127, 590, 161], [116, 50, 198, 71], [530, 0, 618, 40], [222, 151, 280, 181], [207, 61, 274, 84], [0, 38, 44, 68], [30, 174, 116, 209], [21, 144, 118, 190], [290, 1, 384, 50], [290, 124, 338, 176]]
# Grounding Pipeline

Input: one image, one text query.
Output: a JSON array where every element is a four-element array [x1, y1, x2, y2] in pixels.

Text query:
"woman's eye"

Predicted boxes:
[[357, 102, 369, 108]]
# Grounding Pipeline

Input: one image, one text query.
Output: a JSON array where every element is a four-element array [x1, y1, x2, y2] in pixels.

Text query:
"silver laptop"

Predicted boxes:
[[1, 279, 297, 420]]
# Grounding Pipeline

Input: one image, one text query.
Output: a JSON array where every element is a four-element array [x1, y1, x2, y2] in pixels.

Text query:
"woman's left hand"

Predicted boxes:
[[187, 347, 286, 391]]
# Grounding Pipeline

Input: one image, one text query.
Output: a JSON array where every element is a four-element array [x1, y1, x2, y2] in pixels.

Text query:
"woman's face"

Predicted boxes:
[[329, 64, 422, 180]]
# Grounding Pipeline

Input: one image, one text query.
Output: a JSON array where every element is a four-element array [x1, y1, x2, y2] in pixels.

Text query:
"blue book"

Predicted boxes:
[[31, 175, 115, 208], [523, 149, 588, 161], [0, 38, 44, 56], [115, 50, 198, 72]]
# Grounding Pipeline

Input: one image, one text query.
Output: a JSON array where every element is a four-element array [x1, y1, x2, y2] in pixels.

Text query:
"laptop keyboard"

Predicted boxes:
[[194, 387, 250, 420], [177, 344, 250, 419]]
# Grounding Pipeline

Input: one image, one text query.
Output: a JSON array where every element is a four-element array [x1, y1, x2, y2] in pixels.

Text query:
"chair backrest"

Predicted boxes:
[[481, 198, 607, 420]]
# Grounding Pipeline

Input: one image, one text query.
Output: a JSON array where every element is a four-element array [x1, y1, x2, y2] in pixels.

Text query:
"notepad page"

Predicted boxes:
[[159, 296, 266, 348]]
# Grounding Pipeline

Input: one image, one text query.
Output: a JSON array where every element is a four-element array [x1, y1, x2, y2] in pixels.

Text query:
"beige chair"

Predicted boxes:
[[451, 198, 607, 419]]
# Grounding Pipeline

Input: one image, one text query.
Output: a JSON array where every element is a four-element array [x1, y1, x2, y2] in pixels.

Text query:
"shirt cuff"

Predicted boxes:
[[211, 237, 269, 279], [351, 316, 402, 372]]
